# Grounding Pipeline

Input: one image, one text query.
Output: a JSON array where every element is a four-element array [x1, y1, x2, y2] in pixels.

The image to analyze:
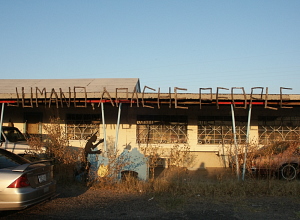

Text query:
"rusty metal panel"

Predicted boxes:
[[0, 78, 140, 94]]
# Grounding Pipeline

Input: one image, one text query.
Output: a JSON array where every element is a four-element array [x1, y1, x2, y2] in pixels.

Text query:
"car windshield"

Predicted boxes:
[[0, 149, 30, 169], [1, 127, 26, 142]]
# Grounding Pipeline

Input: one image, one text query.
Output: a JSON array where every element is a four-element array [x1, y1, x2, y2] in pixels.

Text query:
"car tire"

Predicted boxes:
[[280, 164, 298, 181]]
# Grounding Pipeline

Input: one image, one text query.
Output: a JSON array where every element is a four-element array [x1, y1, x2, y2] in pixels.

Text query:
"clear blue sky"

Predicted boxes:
[[1, 1, 299, 94]]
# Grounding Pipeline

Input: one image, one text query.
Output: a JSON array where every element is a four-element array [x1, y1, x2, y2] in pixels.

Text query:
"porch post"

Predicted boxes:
[[101, 102, 107, 156], [114, 103, 122, 154], [0, 103, 4, 138], [242, 106, 252, 181], [231, 104, 240, 180]]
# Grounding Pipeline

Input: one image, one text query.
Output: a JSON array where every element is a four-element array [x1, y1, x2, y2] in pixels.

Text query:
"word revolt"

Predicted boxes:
[[7, 86, 292, 109]]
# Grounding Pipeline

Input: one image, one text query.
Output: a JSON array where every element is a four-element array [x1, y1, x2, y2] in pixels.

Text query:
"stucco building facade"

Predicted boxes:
[[1, 78, 300, 170]]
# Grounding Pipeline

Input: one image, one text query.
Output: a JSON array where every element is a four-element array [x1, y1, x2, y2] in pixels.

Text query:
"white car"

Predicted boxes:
[[0, 126, 46, 157]]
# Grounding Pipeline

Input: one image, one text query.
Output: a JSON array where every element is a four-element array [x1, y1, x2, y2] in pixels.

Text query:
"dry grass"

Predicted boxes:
[[90, 167, 300, 199], [25, 117, 300, 199]]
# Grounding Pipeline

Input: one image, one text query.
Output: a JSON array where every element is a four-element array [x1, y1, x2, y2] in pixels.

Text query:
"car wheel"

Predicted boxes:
[[280, 164, 298, 180]]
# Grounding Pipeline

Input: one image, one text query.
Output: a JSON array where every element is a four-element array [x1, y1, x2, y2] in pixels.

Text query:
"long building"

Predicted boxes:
[[1, 78, 300, 170]]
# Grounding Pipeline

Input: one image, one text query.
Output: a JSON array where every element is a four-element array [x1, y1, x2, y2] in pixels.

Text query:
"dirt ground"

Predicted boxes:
[[1, 169, 300, 220], [0, 186, 299, 220]]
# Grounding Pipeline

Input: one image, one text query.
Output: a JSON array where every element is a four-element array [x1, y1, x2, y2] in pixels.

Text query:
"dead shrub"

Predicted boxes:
[[26, 117, 80, 183], [43, 118, 78, 165], [140, 145, 164, 179]]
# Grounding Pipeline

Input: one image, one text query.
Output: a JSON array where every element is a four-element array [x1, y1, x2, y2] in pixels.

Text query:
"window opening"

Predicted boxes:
[[197, 116, 247, 145], [136, 115, 188, 144], [66, 114, 101, 140], [258, 116, 300, 145]]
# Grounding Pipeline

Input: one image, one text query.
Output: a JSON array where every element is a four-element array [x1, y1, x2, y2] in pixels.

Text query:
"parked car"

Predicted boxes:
[[0, 148, 56, 210], [0, 126, 46, 159], [250, 142, 300, 180]]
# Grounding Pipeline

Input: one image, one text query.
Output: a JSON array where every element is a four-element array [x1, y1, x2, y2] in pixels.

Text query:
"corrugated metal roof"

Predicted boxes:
[[0, 78, 140, 94]]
